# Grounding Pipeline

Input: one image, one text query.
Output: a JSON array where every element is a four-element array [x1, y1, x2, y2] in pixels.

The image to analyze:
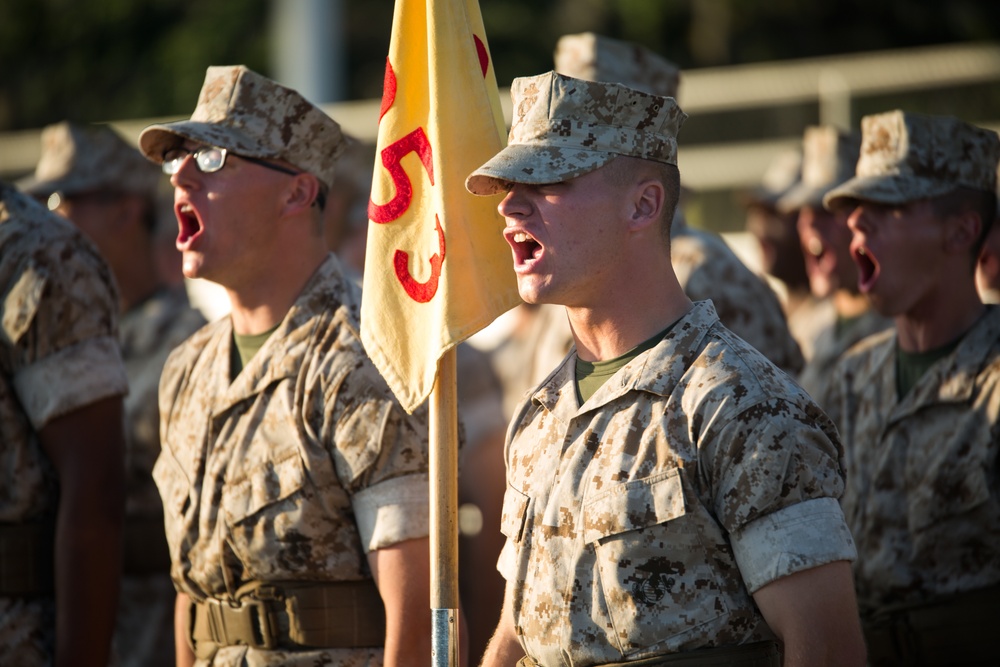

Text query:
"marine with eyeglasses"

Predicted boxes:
[[138, 65, 433, 667]]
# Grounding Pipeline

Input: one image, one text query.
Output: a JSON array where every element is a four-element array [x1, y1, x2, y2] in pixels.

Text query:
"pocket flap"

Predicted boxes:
[[583, 469, 686, 544], [222, 453, 306, 523], [908, 465, 990, 534], [152, 448, 190, 516], [499, 485, 530, 542]]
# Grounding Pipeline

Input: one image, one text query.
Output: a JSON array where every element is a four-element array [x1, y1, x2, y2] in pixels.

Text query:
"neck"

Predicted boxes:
[[228, 248, 328, 335], [568, 268, 691, 362], [895, 281, 985, 353]]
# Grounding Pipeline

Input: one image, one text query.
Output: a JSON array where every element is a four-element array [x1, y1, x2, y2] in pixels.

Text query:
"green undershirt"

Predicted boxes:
[[230, 323, 280, 380], [895, 338, 960, 400], [576, 321, 678, 404]]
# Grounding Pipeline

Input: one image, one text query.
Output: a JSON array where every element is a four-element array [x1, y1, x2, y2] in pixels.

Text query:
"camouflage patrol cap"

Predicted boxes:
[[777, 126, 860, 213], [138, 65, 347, 191], [554, 33, 680, 99], [744, 147, 802, 209], [824, 110, 1000, 209], [466, 71, 686, 196], [19, 121, 160, 199]]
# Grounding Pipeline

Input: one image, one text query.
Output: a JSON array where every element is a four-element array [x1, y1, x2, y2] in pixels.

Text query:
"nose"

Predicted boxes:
[[169, 154, 200, 189], [846, 204, 867, 235], [497, 184, 531, 222]]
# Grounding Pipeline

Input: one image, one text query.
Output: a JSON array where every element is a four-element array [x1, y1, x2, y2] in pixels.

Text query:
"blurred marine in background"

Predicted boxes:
[[20, 120, 207, 667], [775, 125, 890, 410], [0, 182, 128, 666], [825, 110, 1000, 666]]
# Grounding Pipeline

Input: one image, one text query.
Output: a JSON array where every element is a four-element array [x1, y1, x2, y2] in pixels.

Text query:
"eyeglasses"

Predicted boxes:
[[161, 146, 301, 178]]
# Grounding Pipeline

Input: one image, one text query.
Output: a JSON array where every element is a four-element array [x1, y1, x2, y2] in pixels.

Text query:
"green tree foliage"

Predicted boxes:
[[1, 0, 997, 131]]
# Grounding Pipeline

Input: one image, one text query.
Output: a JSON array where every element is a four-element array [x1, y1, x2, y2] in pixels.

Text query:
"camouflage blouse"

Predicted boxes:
[[499, 301, 854, 666]]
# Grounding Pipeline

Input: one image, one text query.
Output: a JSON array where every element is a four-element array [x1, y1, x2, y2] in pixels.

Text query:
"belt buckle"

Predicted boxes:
[[206, 596, 279, 650], [239, 597, 279, 650]]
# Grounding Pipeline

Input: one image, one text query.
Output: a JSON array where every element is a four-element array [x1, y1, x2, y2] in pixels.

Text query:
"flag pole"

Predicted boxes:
[[429, 346, 460, 667]]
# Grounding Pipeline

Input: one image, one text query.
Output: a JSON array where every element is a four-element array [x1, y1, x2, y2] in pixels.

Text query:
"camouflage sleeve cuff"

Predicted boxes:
[[730, 497, 857, 594], [13, 335, 128, 430], [352, 473, 429, 553]]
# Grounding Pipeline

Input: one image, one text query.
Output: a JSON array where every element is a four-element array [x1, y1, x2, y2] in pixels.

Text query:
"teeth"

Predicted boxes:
[[858, 247, 867, 256], [807, 238, 824, 256], [513, 232, 529, 243], [179, 204, 193, 214]]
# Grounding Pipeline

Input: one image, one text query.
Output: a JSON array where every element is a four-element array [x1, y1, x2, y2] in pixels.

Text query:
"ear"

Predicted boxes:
[[627, 179, 665, 232], [944, 208, 982, 255], [281, 173, 321, 217]]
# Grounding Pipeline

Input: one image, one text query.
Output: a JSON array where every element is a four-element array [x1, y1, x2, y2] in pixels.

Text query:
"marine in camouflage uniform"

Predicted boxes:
[[772, 125, 891, 408], [138, 66, 432, 666], [0, 182, 128, 665], [554, 32, 803, 376], [466, 71, 866, 667], [22, 120, 207, 667], [824, 110, 1000, 665]]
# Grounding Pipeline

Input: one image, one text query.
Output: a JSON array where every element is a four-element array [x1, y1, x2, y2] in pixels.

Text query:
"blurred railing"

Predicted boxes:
[[2, 41, 998, 194]]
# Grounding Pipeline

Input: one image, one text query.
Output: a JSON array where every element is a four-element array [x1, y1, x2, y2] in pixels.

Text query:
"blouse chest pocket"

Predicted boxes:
[[151, 449, 191, 571], [582, 469, 728, 656], [220, 453, 314, 578], [497, 485, 530, 581], [222, 453, 306, 523]]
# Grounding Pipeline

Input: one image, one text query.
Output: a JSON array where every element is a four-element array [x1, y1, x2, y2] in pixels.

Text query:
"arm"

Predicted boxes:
[[368, 536, 440, 667], [174, 592, 196, 667], [479, 583, 523, 667], [752, 560, 866, 667], [37, 395, 126, 667]]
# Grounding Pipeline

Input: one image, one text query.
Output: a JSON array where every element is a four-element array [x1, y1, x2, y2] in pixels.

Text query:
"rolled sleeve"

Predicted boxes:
[[14, 335, 128, 430], [730, 496, 857, 594], [352, 473, 429, 552]]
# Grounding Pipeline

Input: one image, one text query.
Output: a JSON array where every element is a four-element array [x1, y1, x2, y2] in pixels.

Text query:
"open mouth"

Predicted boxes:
[[175, 202, 203, 247], [506, 229, 543, 269], [852, 242, 880, 293]]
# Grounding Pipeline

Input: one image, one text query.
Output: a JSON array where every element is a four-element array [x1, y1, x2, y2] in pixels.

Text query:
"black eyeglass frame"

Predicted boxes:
[[161, 145, 326, 209], [161, 146, 301, 178]]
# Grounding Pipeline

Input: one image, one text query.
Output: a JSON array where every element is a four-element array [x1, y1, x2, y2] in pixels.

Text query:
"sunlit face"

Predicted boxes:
[[846, 199, 945, 318], [496, 167, 630, 309], [797, 204, 858, 299], [168, 140, 293, 288]]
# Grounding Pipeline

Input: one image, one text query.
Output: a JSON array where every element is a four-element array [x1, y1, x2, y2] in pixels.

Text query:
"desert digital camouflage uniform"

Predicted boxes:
[[499, 301, 856, 665], [154, 253, 429, 667], [797, 308, 890, 410], [830, 309, 1000, 617], [116, 286, 205, 666], [0, 182, 128, 663]]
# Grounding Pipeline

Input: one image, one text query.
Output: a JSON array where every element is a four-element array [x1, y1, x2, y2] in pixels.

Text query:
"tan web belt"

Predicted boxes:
[[188, 579, 386, 659], [517, 641, 780, 667]]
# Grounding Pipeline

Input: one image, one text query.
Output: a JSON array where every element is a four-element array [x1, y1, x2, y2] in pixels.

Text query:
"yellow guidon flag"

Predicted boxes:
[[361, 0, 519, 413]]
